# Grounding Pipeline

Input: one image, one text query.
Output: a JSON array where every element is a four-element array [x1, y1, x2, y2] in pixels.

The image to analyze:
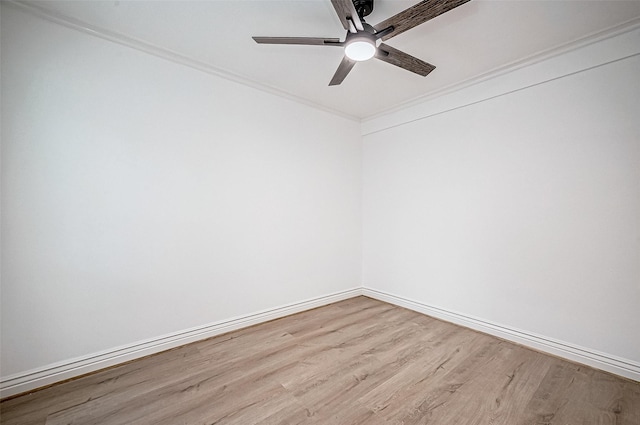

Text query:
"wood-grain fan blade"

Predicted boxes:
[[375, 43, 435, 76], [253, 36, 342, 46], [331, 0, 364, 32], [329, 56, 356, 86], [374, 0, 471, 41]]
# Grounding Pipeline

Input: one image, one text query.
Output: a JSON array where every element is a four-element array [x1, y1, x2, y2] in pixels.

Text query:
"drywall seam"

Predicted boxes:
[[2, 0, 360, 122], [362, 287, 640, 383], [0, 287, 363, 399]]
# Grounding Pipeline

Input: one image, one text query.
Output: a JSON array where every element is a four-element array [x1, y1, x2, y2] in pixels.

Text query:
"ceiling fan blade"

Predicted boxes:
[[374, 0, 471, 41], [253, 36, 342, 46], [375, 43, 435, 77], [329, 56, 356, 86], [331, 0, 364, 32]]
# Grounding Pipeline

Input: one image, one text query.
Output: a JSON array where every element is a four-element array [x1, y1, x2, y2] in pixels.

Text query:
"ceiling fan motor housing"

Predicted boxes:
[[353, 0, 374, 18]]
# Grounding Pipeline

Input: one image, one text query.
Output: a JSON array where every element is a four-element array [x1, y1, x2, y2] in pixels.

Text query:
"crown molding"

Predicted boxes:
[[5, 1, 640, 126], [363, 15, 640, 124], [3, 0, 361, 122]]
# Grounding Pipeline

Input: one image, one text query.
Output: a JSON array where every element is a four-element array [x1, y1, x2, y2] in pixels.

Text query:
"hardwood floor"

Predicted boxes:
[[1, 296, 639, 424]]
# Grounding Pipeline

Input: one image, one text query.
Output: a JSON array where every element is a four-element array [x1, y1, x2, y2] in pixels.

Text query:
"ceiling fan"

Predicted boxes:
[[253, 0, 471, 86]]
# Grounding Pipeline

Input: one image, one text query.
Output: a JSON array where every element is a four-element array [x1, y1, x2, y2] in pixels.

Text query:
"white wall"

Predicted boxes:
[[363, 29, 640, 376], [1, 4, 361, 385], [2, 1, 639, 397]]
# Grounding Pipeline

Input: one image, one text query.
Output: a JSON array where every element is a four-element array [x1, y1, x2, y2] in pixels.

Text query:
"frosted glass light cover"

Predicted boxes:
[[345, 40, 376, 61]]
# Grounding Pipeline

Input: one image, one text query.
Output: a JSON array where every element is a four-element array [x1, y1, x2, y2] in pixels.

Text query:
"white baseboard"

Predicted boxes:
[[3, 286, 637, 399], [0, 288, 363, 399], [362, 287, 640, 382]]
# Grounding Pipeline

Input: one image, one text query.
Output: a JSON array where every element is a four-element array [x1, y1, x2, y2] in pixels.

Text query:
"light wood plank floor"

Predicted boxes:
[[1, 296, 639, 424]]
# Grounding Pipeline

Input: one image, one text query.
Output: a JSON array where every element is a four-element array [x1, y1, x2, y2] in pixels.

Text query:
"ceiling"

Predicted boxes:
[[15, 0, 640, 119]]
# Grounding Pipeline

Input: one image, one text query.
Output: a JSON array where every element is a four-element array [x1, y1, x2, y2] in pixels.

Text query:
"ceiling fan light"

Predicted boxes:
[[345, 39, 376, 61]]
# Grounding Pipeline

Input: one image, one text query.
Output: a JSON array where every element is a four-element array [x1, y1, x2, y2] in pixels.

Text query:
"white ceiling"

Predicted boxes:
[[16, 0, 640, 119]]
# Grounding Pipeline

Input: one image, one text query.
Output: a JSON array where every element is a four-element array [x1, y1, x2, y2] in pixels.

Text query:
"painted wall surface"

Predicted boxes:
[[2, 0, 639, 392], [1, 6, 362, 377], [363, 48, 640, 363]]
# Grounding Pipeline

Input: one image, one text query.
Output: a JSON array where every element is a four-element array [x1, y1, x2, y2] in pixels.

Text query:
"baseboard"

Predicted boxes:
[[362, 287, 640, 382], [4, 286, 637, 398], [0, 287, 363, 399]]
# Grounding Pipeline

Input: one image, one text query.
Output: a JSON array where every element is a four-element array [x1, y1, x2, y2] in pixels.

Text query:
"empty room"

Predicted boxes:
[[1, 0, 639, 423]]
